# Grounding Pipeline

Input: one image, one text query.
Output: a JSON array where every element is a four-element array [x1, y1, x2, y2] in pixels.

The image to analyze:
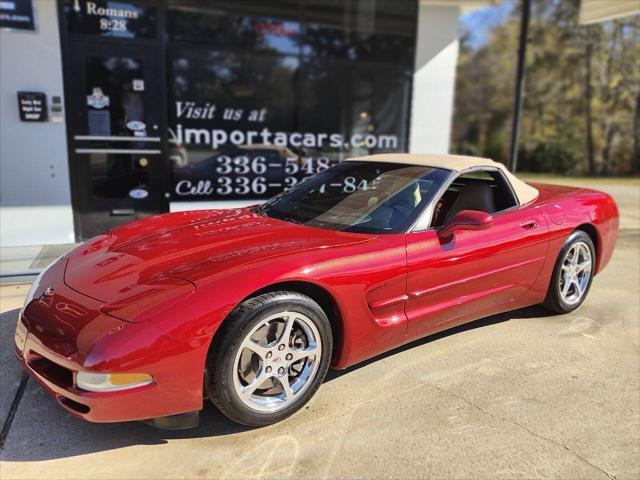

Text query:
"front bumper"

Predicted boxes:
[[16, 330, 185, 423], [14, 280, 207, 423]]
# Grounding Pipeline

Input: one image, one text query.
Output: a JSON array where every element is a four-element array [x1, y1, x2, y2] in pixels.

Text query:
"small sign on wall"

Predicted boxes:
[[0, 0, 36, 31], [17, 91, 48, 122]]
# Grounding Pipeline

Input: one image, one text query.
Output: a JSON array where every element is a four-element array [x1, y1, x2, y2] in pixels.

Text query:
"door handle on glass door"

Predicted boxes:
[[520, 219, 539, 229], [111, 209, 135, 216]]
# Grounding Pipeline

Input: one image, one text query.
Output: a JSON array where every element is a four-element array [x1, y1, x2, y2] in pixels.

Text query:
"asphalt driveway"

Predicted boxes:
[[1, 181, 638, 479]]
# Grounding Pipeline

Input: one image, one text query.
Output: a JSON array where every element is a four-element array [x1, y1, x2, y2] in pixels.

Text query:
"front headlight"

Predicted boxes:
[[23, 269, 46, 310], [75, 372, 153, 392]]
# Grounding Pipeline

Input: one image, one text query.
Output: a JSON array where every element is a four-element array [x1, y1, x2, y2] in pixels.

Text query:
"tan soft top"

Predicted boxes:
[[346, 153, 539, 205]]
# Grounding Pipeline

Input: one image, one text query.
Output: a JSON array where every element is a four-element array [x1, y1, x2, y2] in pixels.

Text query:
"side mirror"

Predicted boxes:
[[439, 210, 493, 239]]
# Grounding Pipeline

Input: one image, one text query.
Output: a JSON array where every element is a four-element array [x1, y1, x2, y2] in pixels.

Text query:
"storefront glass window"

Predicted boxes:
[[166, 0, 417, 201]]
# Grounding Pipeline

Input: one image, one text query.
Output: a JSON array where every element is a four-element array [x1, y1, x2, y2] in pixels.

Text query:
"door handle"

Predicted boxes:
[[520, 219, 539, 229], [111, 209, 135, 216]]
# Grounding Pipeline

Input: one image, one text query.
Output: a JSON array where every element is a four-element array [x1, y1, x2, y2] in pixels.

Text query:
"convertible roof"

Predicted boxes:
[[346, 153, 539, 205]]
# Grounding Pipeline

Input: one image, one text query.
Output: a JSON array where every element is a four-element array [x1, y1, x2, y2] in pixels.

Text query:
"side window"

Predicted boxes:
[[431, 169, 518, 228]]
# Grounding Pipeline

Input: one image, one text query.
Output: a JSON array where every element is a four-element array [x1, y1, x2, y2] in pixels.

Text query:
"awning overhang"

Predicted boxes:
[[579, 0, 640, 25]]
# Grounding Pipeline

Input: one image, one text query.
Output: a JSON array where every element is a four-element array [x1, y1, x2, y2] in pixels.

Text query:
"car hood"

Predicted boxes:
[[64, 208, 370, 305]]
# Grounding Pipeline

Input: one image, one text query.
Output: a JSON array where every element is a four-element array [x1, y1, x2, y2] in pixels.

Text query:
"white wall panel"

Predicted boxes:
[[409, 4, 460, 155], [0, 0, 74, 246]]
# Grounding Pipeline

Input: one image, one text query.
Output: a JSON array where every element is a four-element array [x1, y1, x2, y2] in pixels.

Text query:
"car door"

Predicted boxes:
[[404, 169, 549, 336]]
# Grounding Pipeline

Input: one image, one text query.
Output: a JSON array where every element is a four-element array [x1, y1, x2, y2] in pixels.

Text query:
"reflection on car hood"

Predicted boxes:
[[64, 208, 370, 303]]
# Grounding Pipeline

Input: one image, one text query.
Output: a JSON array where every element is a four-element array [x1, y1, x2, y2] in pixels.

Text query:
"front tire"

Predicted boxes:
[[206, 291, 332, 427], [543, 230, 595, 314]]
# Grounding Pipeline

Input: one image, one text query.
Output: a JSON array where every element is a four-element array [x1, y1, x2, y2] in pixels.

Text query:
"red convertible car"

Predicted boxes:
[[15, 154, 618, 428]]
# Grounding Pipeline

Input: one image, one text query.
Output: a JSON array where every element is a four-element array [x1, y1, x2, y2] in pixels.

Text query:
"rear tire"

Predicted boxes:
[[543, 230, 595, 314], [206, 291, 332, 427]]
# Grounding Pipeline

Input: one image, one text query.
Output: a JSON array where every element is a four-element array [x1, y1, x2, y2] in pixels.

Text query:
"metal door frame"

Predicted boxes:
[[57, 0, 170, 241]]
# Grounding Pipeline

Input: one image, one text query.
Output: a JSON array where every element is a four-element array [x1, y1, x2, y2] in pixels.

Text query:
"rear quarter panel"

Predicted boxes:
[[526, 183, 619, 301]]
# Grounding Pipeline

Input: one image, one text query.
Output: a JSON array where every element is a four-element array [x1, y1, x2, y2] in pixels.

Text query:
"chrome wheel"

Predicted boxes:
[[232, 311, 322, 413], [559, 241, 592, 306]]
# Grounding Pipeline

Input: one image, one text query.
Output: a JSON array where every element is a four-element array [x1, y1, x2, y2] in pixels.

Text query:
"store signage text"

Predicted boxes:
[[170, 98, 398, 198], [17, 91, 47, 122], [83, 1, 137, 32], [175, 180, 214, 196], [0, 0, 35, 31], [84, 1, 138, 19], [65, 0, 156, 38]]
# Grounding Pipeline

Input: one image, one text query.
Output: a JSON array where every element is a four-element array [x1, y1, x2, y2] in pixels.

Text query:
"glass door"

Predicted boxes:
[[66, 42, 168, 240]]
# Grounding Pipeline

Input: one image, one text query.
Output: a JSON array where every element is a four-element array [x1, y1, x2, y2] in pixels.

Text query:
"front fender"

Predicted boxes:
[[151, 234, 409, 370]]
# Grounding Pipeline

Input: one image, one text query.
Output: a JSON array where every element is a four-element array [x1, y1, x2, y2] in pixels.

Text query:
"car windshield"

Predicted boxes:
[[258, 161, 451, 233]]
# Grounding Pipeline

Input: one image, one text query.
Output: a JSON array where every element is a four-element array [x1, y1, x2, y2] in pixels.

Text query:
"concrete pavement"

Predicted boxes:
[[1, 181, 638, 479]]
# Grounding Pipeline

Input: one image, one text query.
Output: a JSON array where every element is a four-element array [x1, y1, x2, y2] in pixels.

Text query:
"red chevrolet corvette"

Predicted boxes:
[[15, 154, 618, 428]]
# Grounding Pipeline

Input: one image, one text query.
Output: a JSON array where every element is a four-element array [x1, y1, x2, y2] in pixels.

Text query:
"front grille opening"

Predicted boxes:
[[58, 396, 90, 414], [28, 355, 73, 388]]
